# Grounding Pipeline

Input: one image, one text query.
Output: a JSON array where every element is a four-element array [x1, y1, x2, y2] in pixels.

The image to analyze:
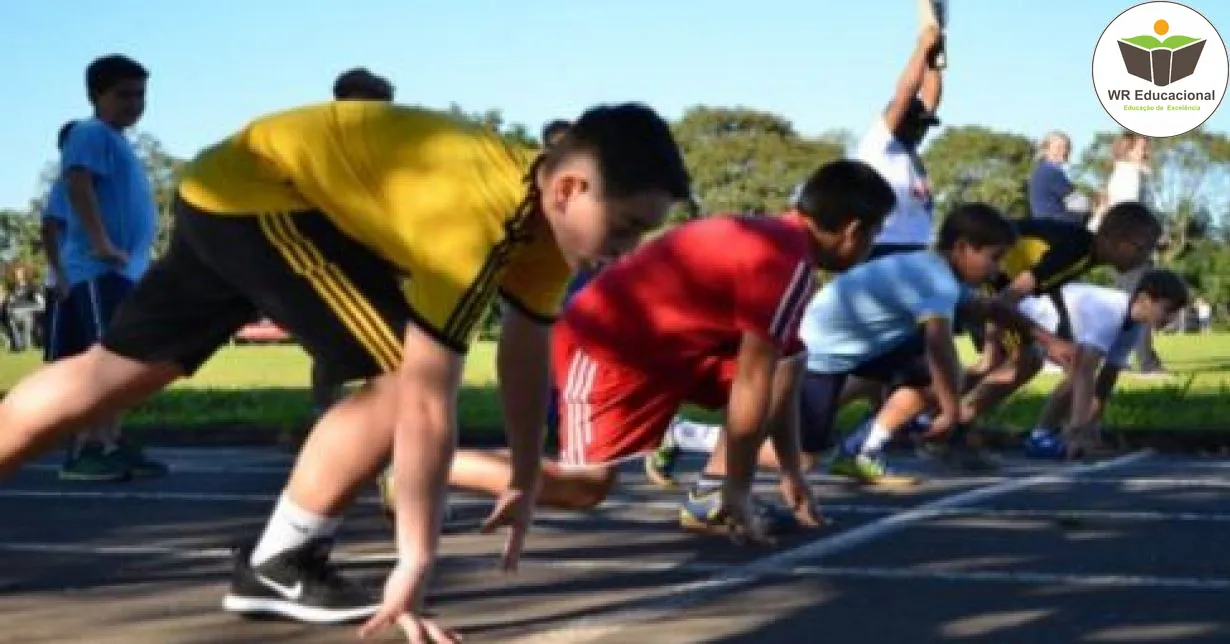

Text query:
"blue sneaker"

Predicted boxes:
[[679, 487, 800, 536], [1024, 430, 1066, 459]]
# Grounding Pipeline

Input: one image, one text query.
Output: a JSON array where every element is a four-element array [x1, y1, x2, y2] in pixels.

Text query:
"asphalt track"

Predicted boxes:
[[2, 447, 1229, 643]]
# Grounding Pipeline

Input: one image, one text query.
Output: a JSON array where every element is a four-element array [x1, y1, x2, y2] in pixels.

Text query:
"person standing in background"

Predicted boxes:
[[1102, 133, 1167, 376], [1028, 131, 1083, 224], [856, 25, 944, 259], [42, 121, 77, 362], [56, 54, 165, 482]]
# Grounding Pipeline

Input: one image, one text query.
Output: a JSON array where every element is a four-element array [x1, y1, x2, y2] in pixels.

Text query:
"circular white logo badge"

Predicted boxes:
[[1093, 1, 1229, 137]]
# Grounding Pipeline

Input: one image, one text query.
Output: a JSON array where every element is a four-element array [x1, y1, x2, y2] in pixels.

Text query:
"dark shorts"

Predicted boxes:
[[47, 273, 134, 362], [867, 243, 928, 262], [798, 332, 931, 453], [103, 197, 413, 380]]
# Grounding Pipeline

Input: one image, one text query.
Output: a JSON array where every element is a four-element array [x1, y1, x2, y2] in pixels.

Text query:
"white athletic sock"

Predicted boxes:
[[859, 422, 893, 457], [670, 420, 722, 453], [251, 493, 342, 567]]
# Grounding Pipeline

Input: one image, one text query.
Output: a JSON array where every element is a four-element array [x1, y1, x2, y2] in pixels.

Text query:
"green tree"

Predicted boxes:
[[1077, 128, 1230, 261], [130, 131, 185, 257], [921, 126, 1035, 219], [446, 103, 537, 148], [673, 107, 844, 213]]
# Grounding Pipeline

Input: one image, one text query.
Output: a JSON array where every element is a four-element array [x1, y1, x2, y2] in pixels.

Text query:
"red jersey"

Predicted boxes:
[[561, 214, 816, 371]]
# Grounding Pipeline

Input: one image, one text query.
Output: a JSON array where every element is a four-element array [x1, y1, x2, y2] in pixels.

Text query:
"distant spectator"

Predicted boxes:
[[4, 265, 42, 352], [1101, 133, 1165, 374], [1196, 297, 1213, 334], [332, 67, 394, 101], [56, 54, 164, 481], [1028, 131, 1081, 222]]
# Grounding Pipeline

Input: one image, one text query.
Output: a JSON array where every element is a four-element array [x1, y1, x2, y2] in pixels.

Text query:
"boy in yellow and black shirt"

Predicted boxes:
[[940, 202, 1162, 470], [0, 101, 691, 638]]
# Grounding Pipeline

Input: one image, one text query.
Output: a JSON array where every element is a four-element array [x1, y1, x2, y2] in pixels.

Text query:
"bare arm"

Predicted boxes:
[[725, 331, 781, 499], [884, 27, 943, 132], [923, 317, 961, 432], [390, 324, 464, 586], [962, 296, 1077, 368], [497, 303, 549, 493], [65, 169, 125, 263], [920, 50, 943, 113], [1090, 363, 1123, 424], [39, 219, 66, 291], [767, 352, 806, 478], [1067, 347, 1102, 430]]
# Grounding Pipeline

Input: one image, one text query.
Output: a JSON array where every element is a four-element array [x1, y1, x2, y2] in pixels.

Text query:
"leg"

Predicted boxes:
[[960, 347, 1044, 425], [0, 346, 180, 479], [450, 449, 618, 510]]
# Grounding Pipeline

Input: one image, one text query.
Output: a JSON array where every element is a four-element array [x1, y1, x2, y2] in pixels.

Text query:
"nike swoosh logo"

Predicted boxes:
[[256, 574, 304, 600]]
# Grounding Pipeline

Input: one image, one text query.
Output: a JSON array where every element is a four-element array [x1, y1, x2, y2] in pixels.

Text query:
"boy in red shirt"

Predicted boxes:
[[444, 159, 896, 539]]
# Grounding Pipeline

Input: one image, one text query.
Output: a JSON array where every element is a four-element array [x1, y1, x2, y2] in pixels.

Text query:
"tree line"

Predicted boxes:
[[3, 104, 1229, 307]]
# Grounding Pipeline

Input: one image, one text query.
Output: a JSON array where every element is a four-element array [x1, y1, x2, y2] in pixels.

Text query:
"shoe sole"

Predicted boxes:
[[58, 471, 131, 482], [222, 594, 379, 624]]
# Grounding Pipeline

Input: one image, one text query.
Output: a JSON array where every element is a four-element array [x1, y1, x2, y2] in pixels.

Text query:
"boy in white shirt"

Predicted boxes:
[[1020, 270, 1189, 458]]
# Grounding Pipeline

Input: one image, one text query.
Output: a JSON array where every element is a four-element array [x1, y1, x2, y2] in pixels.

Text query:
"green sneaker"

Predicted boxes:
[[59, 443, 130, 482], [115, 439, 170, 478], [828, 453, 919, 488], [644, 430, 681, 489]]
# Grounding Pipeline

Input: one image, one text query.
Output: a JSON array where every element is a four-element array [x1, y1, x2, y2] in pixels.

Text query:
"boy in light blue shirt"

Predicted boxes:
[[54, 54, 163, 483]]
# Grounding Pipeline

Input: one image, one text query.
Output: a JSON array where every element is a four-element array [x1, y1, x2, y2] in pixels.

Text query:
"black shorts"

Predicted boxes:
[[103, 197, 413, 380], [47, 273, 135, 362], [798, 332, 931, 453]]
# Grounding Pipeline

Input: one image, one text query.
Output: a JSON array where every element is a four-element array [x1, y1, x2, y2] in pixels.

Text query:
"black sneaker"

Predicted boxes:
[[221, 539, 379, 624]]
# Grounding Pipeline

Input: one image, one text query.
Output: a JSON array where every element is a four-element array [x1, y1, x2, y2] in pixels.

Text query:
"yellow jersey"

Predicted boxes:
[[178, 102, 571, 350]]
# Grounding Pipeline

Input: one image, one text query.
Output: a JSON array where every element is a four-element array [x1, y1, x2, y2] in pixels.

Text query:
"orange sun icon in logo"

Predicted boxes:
[[1155, 19, 1169, 35]]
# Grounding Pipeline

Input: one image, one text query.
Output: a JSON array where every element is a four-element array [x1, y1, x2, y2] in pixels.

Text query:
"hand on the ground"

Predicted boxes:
[[779, 474, 826, 528], [479, 487, 536, 572], [1063, 423, 1100, 459], [1047, 340, 1078, 370], [360, 563, 461, 643], [921, 411, 958, 442], [720, 486, 773, 546]]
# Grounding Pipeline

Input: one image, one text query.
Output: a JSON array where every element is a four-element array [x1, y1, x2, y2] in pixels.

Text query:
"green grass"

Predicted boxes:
[[3, 334, 1230, 438]]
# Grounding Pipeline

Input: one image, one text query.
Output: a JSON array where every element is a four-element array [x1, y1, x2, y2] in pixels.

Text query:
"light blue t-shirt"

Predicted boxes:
[[59, 118, 156, 285], [801, 251, 965, 373]]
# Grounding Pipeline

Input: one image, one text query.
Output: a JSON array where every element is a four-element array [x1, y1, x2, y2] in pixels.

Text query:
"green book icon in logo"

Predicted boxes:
[[1118, 31, 1206, 86]]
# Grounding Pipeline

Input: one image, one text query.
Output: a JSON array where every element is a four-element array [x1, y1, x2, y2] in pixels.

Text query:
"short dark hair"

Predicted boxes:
[[936, 203, 1018, 251], [794, 160, 896, 233], [1136, 269, 1190, 311], [1097, 201, 1163, 241], [541, 119, 572, 147], [333, 68, 394, 101], [57, 120, 78, 150], [539, 103, 690, 202], [86, 55, 148, 102]]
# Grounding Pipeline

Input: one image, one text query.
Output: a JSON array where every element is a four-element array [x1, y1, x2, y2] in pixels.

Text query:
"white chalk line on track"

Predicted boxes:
[[508, 450, 1156, 644], [3, 530, 1229, 594]]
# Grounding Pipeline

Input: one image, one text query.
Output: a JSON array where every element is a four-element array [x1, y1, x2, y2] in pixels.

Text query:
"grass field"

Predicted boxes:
[[2, 334, 1229, 440]]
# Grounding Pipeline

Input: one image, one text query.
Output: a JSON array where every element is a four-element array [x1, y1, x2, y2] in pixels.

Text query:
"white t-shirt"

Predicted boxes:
[[856, 117, 934, 246], [1090, 161, 1152, 231], [1017, 283, 1142, 368]]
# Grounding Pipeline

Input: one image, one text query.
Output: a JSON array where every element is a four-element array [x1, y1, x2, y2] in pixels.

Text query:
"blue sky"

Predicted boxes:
[[2, 0, 1228, 209]]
